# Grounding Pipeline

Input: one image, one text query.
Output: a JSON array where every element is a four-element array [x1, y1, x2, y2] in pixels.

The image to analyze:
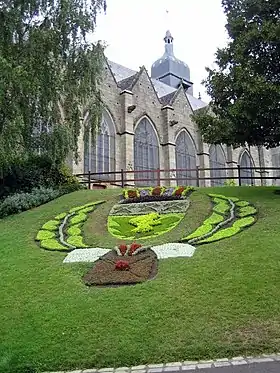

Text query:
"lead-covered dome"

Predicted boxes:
[[151, 30, 192, 92]]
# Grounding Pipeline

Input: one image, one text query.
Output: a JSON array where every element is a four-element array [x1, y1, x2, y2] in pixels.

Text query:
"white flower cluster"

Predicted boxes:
[[63, 243, 196, 263]]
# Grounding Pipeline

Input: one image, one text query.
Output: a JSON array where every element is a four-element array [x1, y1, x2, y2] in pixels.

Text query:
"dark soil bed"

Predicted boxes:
[[83, 249, 158, 287]]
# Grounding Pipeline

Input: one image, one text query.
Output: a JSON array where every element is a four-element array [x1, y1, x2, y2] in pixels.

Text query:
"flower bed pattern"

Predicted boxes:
[[181, 193, 257, 244], [109, 199, 190, 216], [108, 213, 185, 240], [121, 186, 194, 204], [83, 245, 158, 287], [35, 200, 105, 251], [35, 190, 258, 288]]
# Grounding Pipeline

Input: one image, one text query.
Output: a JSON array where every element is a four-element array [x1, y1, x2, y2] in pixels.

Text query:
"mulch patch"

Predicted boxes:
[[82, 249, 158, 287]]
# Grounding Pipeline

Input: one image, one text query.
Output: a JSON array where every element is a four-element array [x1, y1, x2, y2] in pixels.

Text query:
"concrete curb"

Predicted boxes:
[[44, 353, 280, 373]]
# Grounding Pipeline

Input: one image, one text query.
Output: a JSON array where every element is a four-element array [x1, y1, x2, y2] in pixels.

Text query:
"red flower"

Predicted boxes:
[[174, 186, 185, 196], [128, 190, 138, 199], [115, 260, 130, 271], [129, 243, 142, 255], [152, 186, 162, 196], [118, 244, 128, 256]]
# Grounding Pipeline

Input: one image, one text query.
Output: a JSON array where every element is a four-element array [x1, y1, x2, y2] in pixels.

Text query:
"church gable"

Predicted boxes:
[[131, 67, 161, 107], [170, 86, 193, 114], [99, 60, 123, 134], [101, 59, 120, 93]]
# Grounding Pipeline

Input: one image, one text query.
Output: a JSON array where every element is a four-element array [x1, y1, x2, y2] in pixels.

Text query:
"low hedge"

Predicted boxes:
[[0, 183, 84, 219]]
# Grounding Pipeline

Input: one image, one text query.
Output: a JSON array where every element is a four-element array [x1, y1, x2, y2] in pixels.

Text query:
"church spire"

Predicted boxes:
[[164, 30, 174, 56]]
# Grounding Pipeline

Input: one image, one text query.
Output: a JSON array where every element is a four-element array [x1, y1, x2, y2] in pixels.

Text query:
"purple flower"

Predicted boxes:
[[163, 188, 174, 197], [140, 189, 150, 197]]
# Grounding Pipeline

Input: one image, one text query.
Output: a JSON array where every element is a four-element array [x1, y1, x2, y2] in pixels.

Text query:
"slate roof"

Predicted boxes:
[[159, 91, 177, 106], [107, 59, 208, 111], [117, 74, 138, 91]]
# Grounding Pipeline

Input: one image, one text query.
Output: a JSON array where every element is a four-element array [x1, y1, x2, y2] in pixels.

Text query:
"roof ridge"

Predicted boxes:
[[106, 58, 208, 110]]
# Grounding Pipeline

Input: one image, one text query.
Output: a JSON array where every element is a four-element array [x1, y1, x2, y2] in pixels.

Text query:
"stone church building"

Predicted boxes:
[[73, 30, 278, 187]]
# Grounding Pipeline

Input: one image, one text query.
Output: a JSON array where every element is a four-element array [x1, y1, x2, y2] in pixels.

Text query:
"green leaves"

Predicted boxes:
[[192, 0, 280, 148], [0, 0, 107, 167]]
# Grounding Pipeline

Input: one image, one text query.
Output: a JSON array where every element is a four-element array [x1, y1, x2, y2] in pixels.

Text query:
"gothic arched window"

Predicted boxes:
[[209, 145, 226, 186], [240, 150, 254, 185], [134, 118, 159, 186], [84, 110, 116, 180], [175, 130, 197, 186], [271, 147, 280, 185]]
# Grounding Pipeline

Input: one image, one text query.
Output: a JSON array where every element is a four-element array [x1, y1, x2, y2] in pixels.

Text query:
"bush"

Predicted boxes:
[[58, 182, 85, 195], [0, 155, 82, 199], [0, 187, 61, 218], [0, 183, 84, 219]]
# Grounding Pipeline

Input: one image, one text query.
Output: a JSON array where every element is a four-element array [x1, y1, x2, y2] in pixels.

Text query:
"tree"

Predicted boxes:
[[193, 0, 280, 149], [0, 0, 107, 168]]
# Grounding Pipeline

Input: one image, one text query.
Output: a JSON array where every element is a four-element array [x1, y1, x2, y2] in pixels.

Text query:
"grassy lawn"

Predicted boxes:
[[0, 187, 280, 373]]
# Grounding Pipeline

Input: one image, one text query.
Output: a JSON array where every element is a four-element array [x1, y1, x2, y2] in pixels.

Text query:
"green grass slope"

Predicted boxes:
[[0, 187, 280, 373]]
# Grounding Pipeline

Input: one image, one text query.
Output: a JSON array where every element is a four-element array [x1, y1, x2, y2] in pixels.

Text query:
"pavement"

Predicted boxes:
[[177, 361, 280, 372], [45, 355, 280, 373]]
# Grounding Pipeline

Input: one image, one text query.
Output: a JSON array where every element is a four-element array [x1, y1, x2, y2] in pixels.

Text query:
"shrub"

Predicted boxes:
[[204, 212, 225, 225], [70, 212, 87, 225], [79, 206, 95, 214], [42, 219, 60, 231], [36, 230, 56, 241], [213, 198, 231, 215], [236, 200, 250, 207], [209, 193, 239, 202], [55, 212, 67, 220], [0, 155, 81, 200], [67, 225, 82, 236], [69, 200, 105, 213], [197, 226, 240, 244], [66, 235, 87, 247], [58, 182, 84, 195], [41, 238, 68, 251], [182, 223, 213, 241], [233, 216, 255, 228], [0, 187, 61, 218], [238, 205, 257, 217]]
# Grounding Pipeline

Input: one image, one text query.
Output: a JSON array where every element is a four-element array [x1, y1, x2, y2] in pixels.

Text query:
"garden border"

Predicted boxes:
[[44, 353, 280, 373]]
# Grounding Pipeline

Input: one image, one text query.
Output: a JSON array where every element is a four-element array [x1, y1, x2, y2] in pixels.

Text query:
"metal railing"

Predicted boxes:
[[74, 166, 280, 189]]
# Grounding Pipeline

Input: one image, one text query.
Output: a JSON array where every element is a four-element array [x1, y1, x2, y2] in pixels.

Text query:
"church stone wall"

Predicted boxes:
[[73, 61, 274, 187]]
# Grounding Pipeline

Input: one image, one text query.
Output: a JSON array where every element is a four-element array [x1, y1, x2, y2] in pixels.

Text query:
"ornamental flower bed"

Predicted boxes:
[[114, 243, 144, 256], [115, 259, 130, 271], [83, 243, 158, 287], [121, 186, 194, 204]]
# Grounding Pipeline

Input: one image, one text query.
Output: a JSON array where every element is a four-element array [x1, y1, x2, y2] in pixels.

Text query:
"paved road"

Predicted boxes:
[[179, 361, 280, 372]]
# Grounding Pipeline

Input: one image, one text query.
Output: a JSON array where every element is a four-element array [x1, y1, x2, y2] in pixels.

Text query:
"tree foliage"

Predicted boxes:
[[193, 0, 280, 148], [0, 0, 107, 167]]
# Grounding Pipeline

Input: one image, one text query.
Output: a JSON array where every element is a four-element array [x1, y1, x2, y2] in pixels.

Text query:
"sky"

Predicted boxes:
[[93, 0, 229, 102]]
